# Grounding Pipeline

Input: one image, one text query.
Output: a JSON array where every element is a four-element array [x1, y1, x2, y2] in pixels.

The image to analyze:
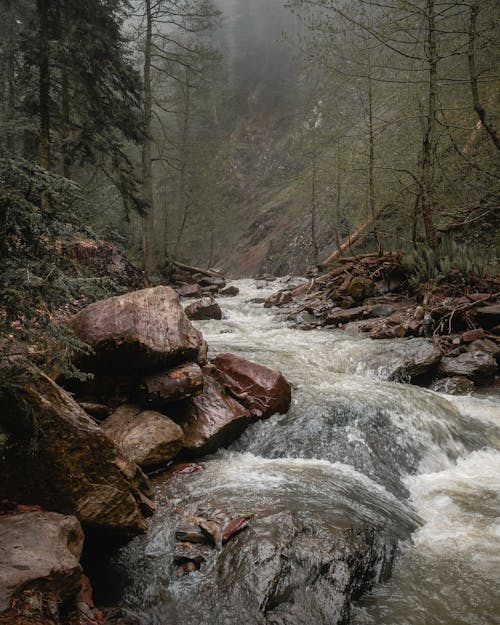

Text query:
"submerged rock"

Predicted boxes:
[[220, 286, 240, 297], [102, 404, 185, 470], [0, 511, 84, 612], [0, 364, 154, 533], [69, 286, 207, 371], [430, 377, 475, 395]]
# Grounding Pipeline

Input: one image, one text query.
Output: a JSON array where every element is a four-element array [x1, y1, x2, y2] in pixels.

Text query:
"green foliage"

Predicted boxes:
[[0, 157, 123, 376], [402, 237, 497, 289]]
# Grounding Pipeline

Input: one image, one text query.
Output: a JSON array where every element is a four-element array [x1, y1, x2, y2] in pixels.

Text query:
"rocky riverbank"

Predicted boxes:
[[258, 254, 499, 393], [0, 284, 290, 625]]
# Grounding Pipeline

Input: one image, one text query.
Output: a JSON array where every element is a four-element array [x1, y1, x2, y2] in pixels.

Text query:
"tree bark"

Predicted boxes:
[[37, 0, 51, 170], [174, 69, 192, 259], [58, 0, 71, 177], [310, 140, 319, 266], [142, 0, 156, 275], [468, 1, 500, 152], [420, 0, 438, 248], [367, 59, 382, 254]]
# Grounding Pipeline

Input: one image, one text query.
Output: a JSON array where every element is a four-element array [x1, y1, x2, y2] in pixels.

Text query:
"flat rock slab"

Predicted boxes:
[[0, 511, 84, 611], [325, 306, 371, 326], [141, 363, 204, 407], [0, 363, 154, 533], [102, 404, 185, 470], [212, 353, 292, 419], [69, 286, 207, 371]]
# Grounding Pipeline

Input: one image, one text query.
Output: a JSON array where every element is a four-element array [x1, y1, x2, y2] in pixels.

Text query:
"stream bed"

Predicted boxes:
[[101, 279, 500, 625]]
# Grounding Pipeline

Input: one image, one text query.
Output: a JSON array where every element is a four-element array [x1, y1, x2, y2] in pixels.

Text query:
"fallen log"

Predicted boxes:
[[173, 261, 224, 279]]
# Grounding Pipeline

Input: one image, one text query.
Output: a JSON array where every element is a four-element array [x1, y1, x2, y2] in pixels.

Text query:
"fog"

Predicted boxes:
[[215, 0, 302, 112]]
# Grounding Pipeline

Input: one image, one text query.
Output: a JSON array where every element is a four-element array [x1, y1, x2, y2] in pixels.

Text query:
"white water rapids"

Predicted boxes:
[[110, 279, 500, 624]]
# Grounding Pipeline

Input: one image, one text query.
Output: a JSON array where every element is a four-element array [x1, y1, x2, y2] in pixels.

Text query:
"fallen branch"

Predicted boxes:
[[173, 261, 224, 279]]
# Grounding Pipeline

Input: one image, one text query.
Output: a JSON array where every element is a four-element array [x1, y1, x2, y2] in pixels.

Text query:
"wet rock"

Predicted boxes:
[[69, 286, 207, 371], [264, 292, 293, 308], [185, 296, 222, 321], [325, 306, 371, 326], [430, 377, 475, 395], [200, 276, 226, 288], [102, 404, 185, 470], [221, 516, 250, 543], [176, 372, 251, 456], [0, 364, 154, 533], [475, 303, 500, 329], [247, 297, 266, 304], [0, 511, 84, 611], [175, 523, 209, 544], [177, 284, 202, 298], [140, 363, 204, 407], [467, 338, 500, 360], [370, 304, 395, 317], [461, 328, 485, 342], [360, 339, 442, 383], [158, 462, 204, 481], [77, 401, 112, 421], [220, 286, 240, 297], [346, 277, 375, 301], [212, 353, 292, 419], [369, 324, 406, 340], [438, 351, 497, 382]]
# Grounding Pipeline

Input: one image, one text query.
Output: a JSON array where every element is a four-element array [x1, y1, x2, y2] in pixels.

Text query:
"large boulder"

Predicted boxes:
[[68, 286, 207, 371], [185, 296, 222, 321], [212, 354, 292, 418], [140, 363, 204, 407], [438, 350, 497, 382], [175, 371, 251, 456], [0, 363, 154, 533], [0, 511, 84, 612], [102, 404, 185, 470]]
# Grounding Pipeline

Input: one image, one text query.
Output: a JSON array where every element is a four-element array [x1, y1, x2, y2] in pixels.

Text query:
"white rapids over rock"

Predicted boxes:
[[109, 279, 499, 625]]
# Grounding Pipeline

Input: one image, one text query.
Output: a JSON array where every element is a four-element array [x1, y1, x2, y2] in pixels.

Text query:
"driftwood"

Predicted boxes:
[[173, 261, 224, 279]]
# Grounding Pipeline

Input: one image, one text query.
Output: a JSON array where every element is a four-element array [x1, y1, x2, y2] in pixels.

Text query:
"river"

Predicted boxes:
[[104, 279, 500, 625]]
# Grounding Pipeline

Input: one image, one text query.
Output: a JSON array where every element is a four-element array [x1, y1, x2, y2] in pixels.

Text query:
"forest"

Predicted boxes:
[[0, 1, 499, 625]]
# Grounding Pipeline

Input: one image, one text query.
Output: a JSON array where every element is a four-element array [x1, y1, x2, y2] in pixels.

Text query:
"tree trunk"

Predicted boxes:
[[37, 0, 51, 170], [420, 0, 438, 248], [174, 70, 192, 259], [468, 1, 500, 152], [367, 60, 382, 254], [142, 0, 156, 275], [310, 141, 319, 266], [58, 0, 71, 177]]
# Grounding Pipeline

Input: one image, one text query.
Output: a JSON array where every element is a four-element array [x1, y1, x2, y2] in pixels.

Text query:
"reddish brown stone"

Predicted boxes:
[[212, 353, 292, 419], [141, 363, 204, 406], [461, 328, 485, 343], [185, 297, 222, 321]]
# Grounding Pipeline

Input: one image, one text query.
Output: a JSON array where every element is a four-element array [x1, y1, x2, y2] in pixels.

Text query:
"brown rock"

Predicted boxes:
[[185, 296, 222, 321], [476, 304, 500, 329], [346, 277, 375, 302], [222, 516, 250, 543], [220, 286, 240, 297], [430, 377, 475, 395], [212, 353, 292, 419], [264, 292, 293, 308], [0, 363, 153, 533], [461, 328, 485, 343], [438, 351, 497, 381], [177, 372, 251, 456], [68, 286, 207, 371], [177, 284, 202, 298], [141, 363, 204, 407], [102, 404, 185, 470], [77, 401, 112, 421], [370, 324, 406, 340], [325, 306, 370, 326], [467, 338, 500, 360], [0, 511, 84, 611]]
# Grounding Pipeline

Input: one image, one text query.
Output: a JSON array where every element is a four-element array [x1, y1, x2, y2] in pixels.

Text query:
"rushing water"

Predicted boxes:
[[108, 279, 500, 625]]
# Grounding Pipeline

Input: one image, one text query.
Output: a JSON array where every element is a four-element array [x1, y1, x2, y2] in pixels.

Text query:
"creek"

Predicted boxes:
[[100, 279, 500, 625]]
